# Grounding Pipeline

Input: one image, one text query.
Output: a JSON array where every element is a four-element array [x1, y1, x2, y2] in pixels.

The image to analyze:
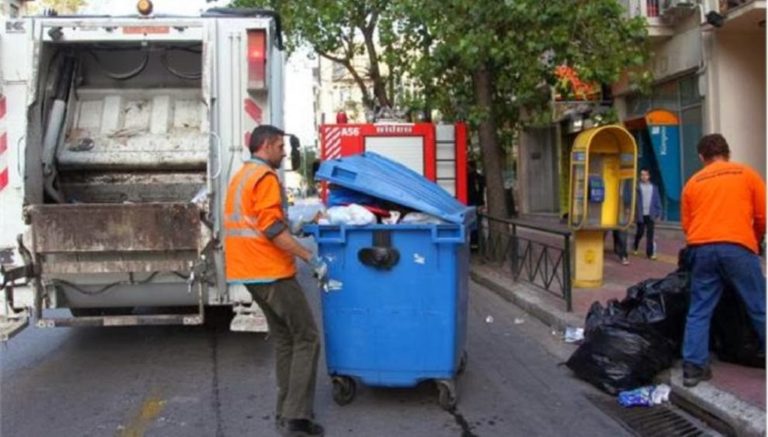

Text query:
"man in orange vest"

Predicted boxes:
[[224, 125, 327, 436], [681, 133, 766, 387]]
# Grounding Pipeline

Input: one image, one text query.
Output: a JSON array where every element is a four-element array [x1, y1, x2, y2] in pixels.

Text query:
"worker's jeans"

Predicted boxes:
[[247, 278, 320, 420], [682, 243, 766, 367]]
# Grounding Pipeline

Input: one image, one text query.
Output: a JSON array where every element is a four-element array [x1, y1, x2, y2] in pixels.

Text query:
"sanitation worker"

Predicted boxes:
[[224, 124, 327, 436], [681, 133, 766, 387]]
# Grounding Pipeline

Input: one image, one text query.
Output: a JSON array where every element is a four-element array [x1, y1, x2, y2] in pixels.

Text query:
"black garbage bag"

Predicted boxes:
[[584, 271, 690, 351], [566, 319, 676, 395], [624, 271, 690, 351], [584, 299, 627, 338], [711, 285, 765, 368]]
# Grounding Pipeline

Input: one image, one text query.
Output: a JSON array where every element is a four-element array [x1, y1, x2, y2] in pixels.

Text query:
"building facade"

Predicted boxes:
[[518, 0, 766, 221]]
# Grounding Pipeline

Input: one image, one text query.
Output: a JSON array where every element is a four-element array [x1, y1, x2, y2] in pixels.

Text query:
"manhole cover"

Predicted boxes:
[[586, 393, 725, 437]]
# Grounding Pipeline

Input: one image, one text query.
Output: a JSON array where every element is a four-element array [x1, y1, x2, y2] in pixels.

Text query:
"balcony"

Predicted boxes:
[[717, 0, 766, 32], [622, 0, 679, 40]]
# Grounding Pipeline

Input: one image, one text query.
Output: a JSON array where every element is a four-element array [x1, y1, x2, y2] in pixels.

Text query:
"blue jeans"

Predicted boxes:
[[683, 243, 766, 367]]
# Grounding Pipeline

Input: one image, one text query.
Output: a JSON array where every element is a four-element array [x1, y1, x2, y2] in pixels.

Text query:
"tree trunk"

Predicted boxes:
[[473, 65, 509, 257], [362, 28, 392, 110]]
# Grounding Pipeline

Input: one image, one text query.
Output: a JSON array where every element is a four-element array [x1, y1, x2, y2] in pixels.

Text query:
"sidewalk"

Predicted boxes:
[[470, 223, 766, 437]]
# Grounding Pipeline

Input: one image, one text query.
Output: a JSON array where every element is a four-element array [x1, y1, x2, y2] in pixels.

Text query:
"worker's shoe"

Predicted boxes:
[[281, 419, 324, 437], [683, 362, 712, 387], [621, 257, 630, 265]]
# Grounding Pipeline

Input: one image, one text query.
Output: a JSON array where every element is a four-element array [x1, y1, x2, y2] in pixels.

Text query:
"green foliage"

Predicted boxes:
[[395, 0, 650, 130], [232, 0, 407, 111]]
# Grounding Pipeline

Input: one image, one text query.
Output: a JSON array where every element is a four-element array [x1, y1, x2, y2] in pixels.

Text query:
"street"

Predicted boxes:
[[0, 263, 631, 437]]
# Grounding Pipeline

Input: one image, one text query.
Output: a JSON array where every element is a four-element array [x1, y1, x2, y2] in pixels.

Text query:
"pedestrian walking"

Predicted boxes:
[[633, 168, 662, 259], [224, 125, 327, 436], [680, 133, 766, 387]]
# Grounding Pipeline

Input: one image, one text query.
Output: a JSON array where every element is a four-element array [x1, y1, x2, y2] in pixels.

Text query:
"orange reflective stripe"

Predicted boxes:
[[224, 228, 263, 238], [228, 164, 265, 222]]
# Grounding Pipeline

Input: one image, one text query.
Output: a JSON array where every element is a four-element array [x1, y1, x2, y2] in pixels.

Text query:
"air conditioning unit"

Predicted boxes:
[[661, 0, 697, 19]]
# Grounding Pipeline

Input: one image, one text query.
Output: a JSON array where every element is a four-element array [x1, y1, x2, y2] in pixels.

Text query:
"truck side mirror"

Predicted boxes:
[[290, 135, 301, 171]]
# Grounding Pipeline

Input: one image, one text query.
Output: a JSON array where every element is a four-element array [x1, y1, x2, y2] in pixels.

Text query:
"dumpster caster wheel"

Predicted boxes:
[[332, 376, 356, 406], [436, 380, 457, 411], [457, 351, 468, 375]]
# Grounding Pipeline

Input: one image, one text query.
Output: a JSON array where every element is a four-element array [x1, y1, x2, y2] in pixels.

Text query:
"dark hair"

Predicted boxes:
[[639, 168, 650, 174], [697, 133, 730, 160], [249, 125, 285, 154]]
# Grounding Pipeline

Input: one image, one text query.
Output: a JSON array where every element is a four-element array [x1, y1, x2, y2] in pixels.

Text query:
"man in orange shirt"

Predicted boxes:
[[681, 133, 766, 387], [224, 125, 327, 436]]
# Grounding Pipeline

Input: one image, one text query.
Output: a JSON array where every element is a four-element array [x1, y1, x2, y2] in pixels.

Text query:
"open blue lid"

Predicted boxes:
[[315, 152, 475, 226]]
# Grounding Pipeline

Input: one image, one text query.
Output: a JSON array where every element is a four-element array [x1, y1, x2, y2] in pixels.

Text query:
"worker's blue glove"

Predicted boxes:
[[309, 255, 328, 282]]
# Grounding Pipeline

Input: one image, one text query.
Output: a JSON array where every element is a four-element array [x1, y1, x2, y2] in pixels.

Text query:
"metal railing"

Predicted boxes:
[[477, 214, 572, 312]]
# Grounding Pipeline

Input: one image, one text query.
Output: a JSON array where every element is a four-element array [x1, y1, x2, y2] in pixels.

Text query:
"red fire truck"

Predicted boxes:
[[318, 121, 469, 204]]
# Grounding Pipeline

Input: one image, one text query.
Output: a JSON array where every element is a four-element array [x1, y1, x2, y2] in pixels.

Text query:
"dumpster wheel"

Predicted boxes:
[[436, 379, 457, 411], [331, 376, 356, 406]]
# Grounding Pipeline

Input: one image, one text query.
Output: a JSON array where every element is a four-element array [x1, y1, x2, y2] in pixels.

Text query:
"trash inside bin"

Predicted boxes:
[[305, 152, 475, 410]]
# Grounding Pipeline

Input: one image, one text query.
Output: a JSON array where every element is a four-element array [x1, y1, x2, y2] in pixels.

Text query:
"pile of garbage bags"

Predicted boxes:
[[567, 250, 764, 395], [566, 270, 689, 394]]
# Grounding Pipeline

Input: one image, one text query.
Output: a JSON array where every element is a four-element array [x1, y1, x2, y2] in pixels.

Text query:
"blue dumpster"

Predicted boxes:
[[306, 152, 475, 410]]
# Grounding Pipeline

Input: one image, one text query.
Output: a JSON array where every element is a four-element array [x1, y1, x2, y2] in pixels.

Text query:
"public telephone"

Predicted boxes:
[[568, 125, 638, 288], [587, 176, 605, 203]]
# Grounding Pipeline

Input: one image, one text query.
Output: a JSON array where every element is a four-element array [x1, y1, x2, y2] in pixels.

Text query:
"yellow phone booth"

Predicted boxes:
[[568, 125, 638, 288]]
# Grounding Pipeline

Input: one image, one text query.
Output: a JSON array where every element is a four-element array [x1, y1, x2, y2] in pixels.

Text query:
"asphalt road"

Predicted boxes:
[[1, 266, 630, 437]]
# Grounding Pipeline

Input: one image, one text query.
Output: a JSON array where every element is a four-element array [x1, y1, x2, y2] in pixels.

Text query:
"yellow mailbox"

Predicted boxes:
[[568, 125, 637, 288]]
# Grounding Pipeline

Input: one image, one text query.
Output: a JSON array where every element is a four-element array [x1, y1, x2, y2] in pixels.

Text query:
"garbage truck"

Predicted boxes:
[[0, 4, 293, 340]]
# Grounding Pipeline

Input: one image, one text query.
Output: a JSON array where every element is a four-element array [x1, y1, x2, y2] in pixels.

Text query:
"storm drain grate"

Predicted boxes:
[[586, 394, 719, 437]]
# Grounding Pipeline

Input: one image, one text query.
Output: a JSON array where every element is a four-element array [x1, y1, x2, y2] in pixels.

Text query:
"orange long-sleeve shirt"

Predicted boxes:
[[682, 160, 766, 254]]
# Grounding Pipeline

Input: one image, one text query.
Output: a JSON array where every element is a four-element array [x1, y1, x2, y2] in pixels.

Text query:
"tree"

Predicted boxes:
[[230, 0, 650, 228], [396, 0, 649, 225], [232, 0, 405, 113]]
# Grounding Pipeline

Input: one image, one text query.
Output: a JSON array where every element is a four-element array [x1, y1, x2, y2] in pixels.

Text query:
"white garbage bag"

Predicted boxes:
[[325, 204, 376, 226]]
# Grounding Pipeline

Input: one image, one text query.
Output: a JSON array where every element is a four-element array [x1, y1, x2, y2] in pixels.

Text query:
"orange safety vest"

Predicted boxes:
[[223, 161, 296, 283]]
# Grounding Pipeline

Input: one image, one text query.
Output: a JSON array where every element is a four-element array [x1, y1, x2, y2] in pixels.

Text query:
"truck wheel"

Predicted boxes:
[[331, 376, 356, 406], [436, 379, 457, 411]]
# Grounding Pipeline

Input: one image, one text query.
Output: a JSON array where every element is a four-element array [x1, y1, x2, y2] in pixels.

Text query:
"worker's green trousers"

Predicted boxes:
[[247, 277, 320, 420]]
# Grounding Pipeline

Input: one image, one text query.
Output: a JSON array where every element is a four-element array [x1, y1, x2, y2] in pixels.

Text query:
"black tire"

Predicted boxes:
[[331, 376, 356, 406], [436, 380, 457, 411]]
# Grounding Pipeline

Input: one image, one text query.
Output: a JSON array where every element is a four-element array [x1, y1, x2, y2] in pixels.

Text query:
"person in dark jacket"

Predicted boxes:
[[633, 168, 663, 259], [467, 160, 486, 250]]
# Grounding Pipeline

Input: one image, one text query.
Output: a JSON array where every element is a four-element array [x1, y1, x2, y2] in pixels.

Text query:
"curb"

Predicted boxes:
[[470, 266, 766, 437]]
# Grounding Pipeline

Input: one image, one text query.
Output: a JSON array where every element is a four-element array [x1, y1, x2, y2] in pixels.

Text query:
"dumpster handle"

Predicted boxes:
[[430, 226, 465, 244], [314, 225, 347, 244]]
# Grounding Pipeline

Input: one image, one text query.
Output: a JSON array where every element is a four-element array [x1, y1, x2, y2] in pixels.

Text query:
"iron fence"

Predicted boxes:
[[477, 214, 572, 312]]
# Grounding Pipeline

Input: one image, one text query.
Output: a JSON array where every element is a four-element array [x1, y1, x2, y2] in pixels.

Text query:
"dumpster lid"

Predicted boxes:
[[315, 152, 475, 225]]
